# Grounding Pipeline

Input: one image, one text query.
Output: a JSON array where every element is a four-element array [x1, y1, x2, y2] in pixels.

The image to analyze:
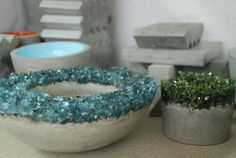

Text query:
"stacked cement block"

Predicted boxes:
[[0, 34, 19, 78], [39, 0, 113, 67], [122, 23, 224, 116]]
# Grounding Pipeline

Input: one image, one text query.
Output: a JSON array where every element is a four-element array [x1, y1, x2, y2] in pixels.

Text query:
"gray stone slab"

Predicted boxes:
[[134, 23, 204, 49], [148, 64, 176, 85], [40, 14, 83, 30], [40, 0, 83, 15], [182, 56, 229, 78], [122, 41, 223, 67], [40, 29, 82, 41]]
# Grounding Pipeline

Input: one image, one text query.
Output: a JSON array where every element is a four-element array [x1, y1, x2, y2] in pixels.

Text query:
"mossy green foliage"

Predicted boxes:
[[161, 71, 235, 109]]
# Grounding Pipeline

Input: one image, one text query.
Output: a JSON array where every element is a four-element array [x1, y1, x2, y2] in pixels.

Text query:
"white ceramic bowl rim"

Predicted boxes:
[[14, 41, 90, 59]]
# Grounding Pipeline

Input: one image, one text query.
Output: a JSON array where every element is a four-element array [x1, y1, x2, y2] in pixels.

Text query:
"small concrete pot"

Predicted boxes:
[[162, 103, 234, 145], [11, 41, 90, 72], [4, 32, 41, 46]]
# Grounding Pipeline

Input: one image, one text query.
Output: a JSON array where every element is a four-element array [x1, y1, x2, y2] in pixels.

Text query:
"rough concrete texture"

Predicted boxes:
[[122, 41, 223, 67], [1, 112, 236, 158], [39, 0, 113, 67], [0, 108, 147, 153], [162, 104, 234, 145], [182, 56, 229, 78], [148, 64, 176, 85], [134, 23, 204, 49], [23, 0, 42, 32]]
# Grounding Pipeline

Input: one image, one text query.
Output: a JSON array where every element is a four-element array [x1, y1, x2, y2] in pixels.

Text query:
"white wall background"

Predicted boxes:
[[113, 0, 236, 64], [1, 0, 236, 64]]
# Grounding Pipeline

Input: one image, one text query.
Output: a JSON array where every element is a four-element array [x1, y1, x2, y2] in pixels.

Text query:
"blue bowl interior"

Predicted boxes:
[[16, 42, 87, 58]]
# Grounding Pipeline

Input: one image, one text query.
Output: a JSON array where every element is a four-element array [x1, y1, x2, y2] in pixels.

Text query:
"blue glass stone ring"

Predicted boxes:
[[0, 67, 157, 153]]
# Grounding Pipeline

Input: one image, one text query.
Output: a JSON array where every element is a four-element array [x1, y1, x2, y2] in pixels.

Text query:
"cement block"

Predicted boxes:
[[40, 29, 82, 41], [122, 41, 223, 67], [148, 64, 176, 85], [134, 23, 204, 49], [182, 56, 229, 78], [40, 0, 83, 15], [40, 14, 83, 30], [128, 63, 148, 74]]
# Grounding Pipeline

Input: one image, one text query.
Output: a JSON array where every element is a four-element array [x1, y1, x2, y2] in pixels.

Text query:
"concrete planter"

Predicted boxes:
[[10, 42, 90, 72], [0, 81, 149, 153], [5, 32, 41, 46], [162, 103, 234, 145], [0, 109, 147, 153]]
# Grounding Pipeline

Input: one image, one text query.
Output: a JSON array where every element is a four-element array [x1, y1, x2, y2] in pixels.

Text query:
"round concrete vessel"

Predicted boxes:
[[5, 32, 41, 46], [10, 42, 90, 72], [0, 109, 147, 153], [162, 103, 234, 145], [0, 82, 148, 153]]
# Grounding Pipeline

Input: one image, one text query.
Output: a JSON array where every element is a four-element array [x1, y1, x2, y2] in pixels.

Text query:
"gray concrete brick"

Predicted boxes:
[[134, 23, 204, 49], [148, 64, 176, 85], [122, 41, 223, 67], [182, 56, 229, 78]]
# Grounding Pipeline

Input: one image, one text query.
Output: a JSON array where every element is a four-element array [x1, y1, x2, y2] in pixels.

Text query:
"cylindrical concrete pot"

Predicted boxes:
[[162, 103, 234, 145], [11, 41, 90, 72], [4, 32, 41, 46]]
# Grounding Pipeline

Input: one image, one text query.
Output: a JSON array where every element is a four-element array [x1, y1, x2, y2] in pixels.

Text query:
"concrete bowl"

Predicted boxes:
[[0, 109, 147, 153], [10, 41, 90, 72], [4, 32, 41, 46], [0, 81, 149, 153]]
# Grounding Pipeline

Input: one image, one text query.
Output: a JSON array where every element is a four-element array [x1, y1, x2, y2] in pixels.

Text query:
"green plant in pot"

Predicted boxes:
[[161, 71, 235, 145]]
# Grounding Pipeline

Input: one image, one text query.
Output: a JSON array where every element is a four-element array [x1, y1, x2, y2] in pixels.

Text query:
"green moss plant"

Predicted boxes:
[[161, 71, 235, 110]]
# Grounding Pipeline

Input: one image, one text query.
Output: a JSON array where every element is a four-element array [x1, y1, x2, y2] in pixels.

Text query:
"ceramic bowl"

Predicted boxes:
[[10, 41, 90, 72], [5, 32, 41, 46]]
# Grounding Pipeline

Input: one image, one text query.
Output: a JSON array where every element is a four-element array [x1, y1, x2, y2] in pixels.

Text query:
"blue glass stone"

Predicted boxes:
[[0, 66, 157, 124]]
